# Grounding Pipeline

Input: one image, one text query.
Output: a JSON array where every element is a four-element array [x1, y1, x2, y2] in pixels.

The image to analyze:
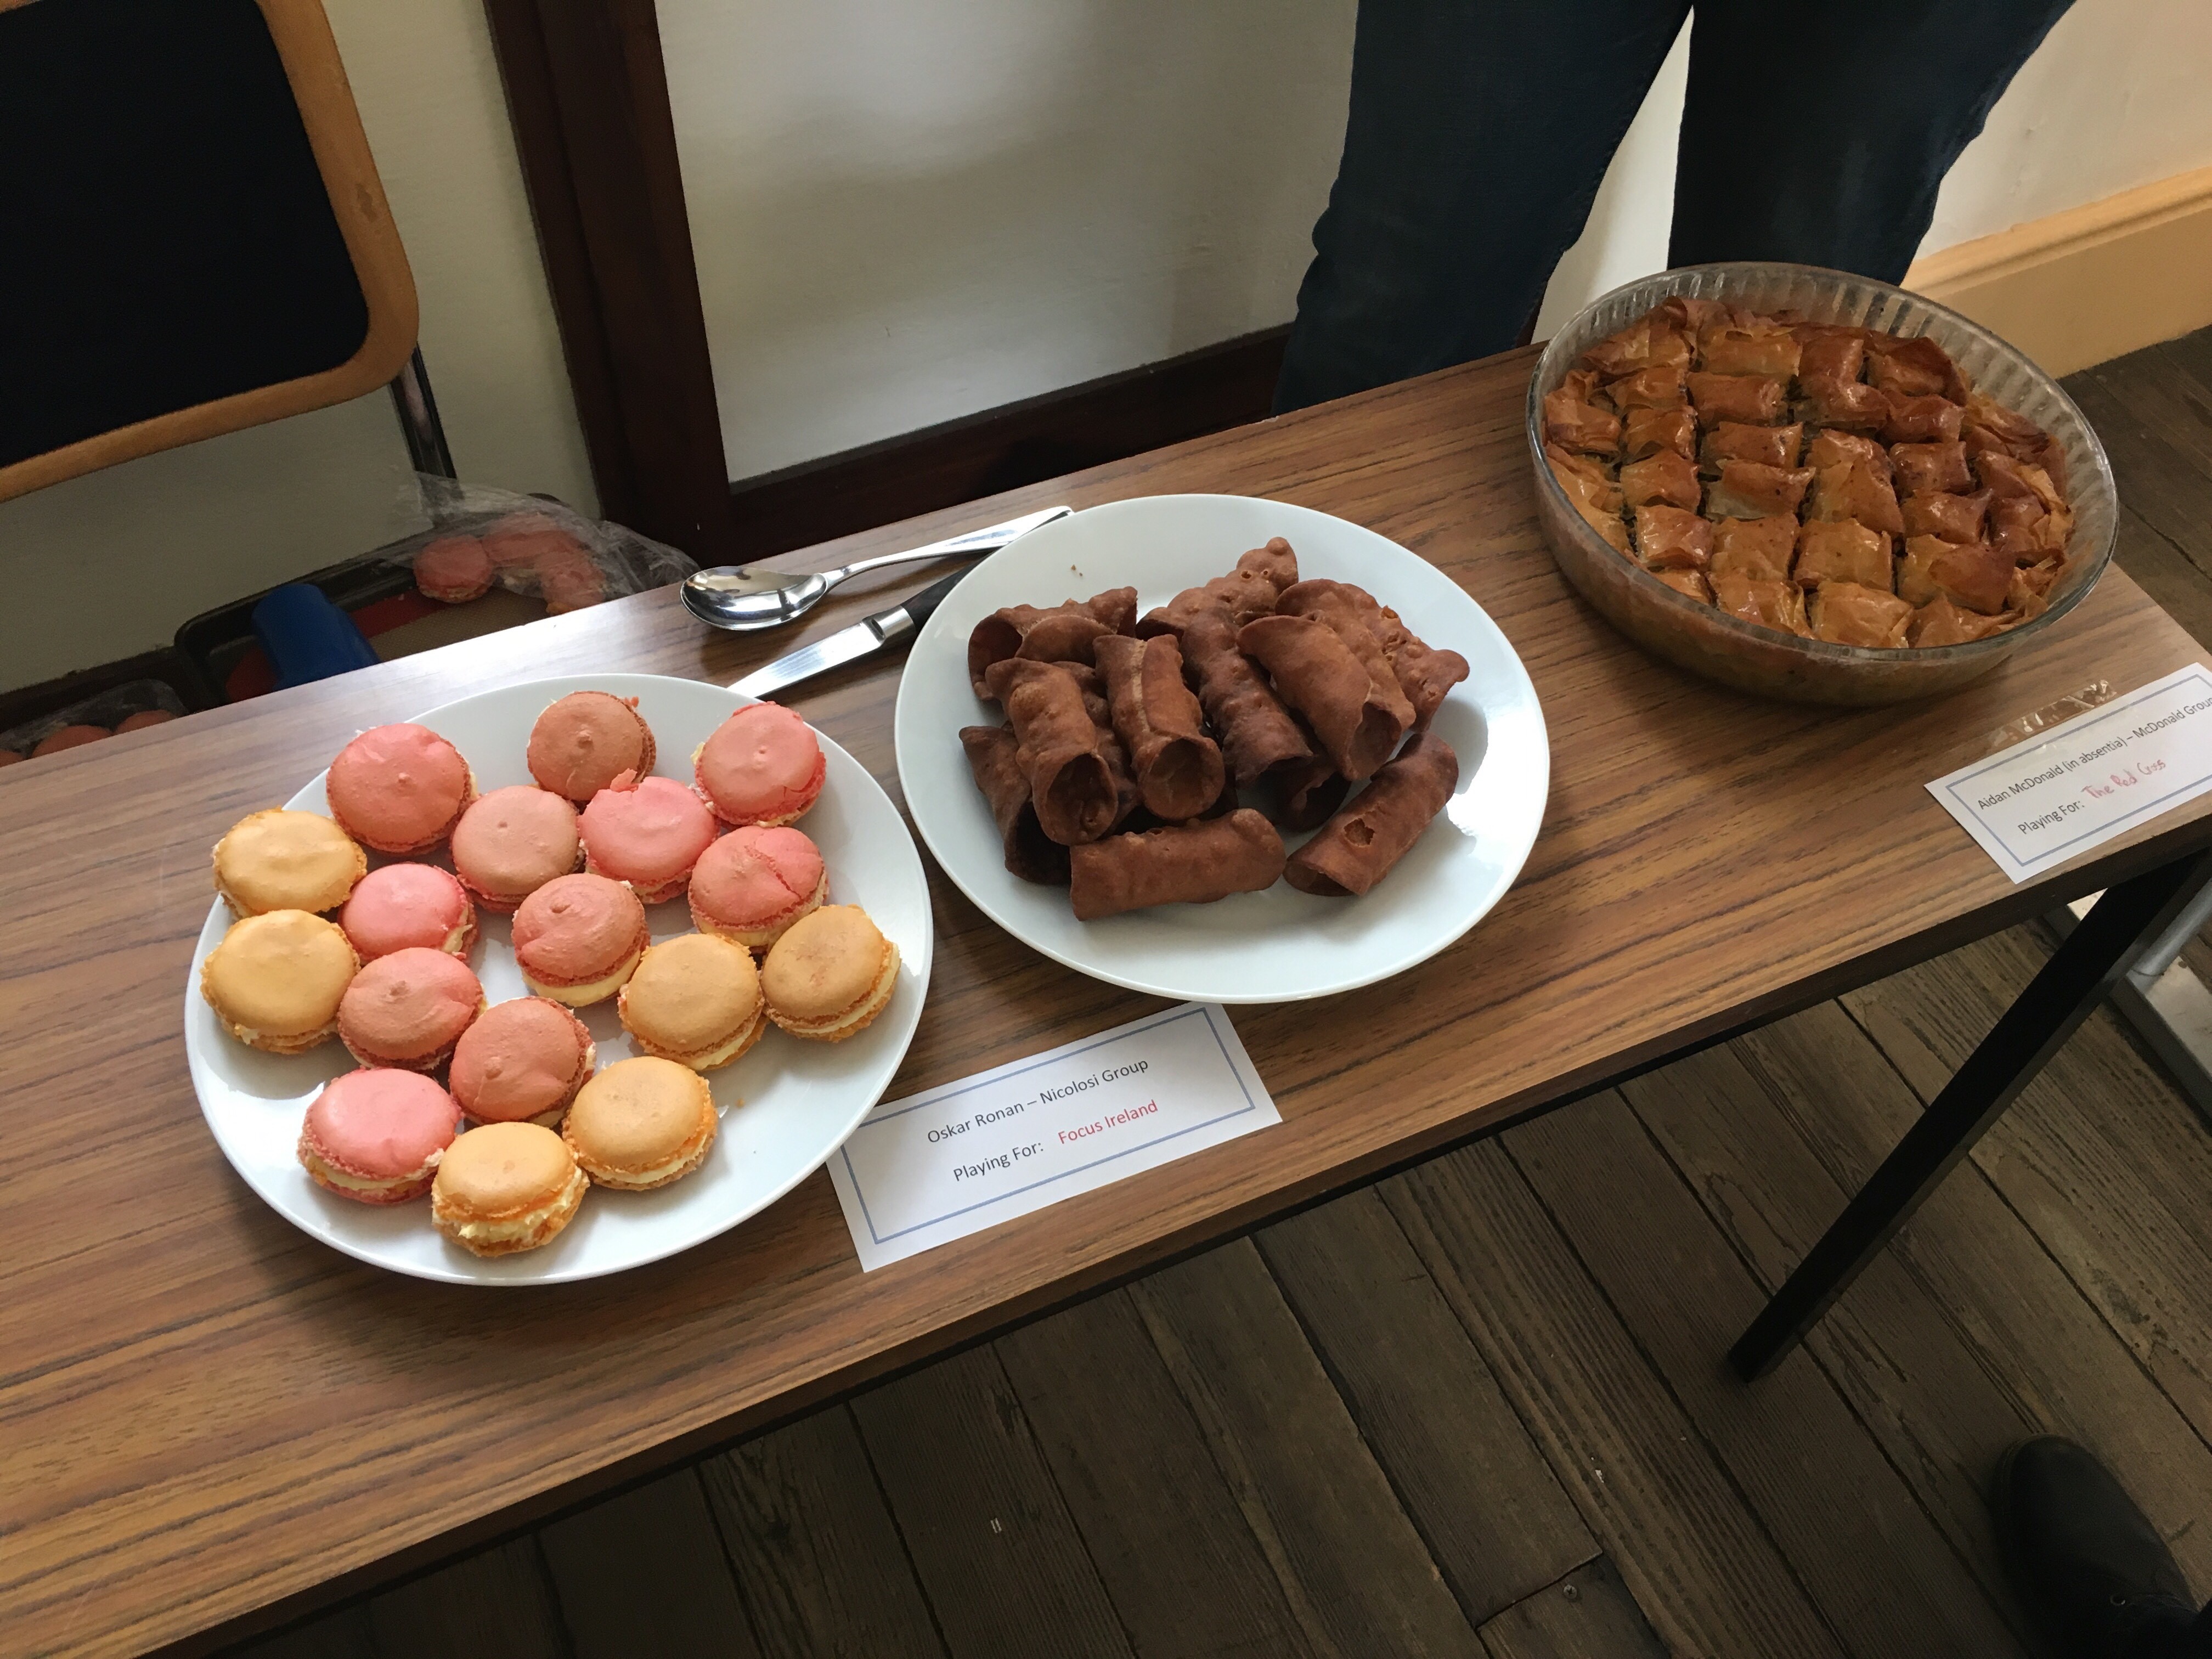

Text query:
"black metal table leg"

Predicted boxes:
[[1730, 848, 2212, 1381]]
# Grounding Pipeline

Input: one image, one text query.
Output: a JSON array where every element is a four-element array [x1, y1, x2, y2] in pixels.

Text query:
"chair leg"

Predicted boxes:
[[388, 347, 458, 481], [1728, 848, 2212, 1382]]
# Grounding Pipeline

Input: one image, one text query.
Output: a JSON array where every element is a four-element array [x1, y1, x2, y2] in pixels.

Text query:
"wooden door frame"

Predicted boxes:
[[481, 0, 740, 562]]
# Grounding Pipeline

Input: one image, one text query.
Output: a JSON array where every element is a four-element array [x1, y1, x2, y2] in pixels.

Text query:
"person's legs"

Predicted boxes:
[[1991, 1437, 2208, 1657], [1670, 0, 2075, 281], [1275, 0, 1688, 414]]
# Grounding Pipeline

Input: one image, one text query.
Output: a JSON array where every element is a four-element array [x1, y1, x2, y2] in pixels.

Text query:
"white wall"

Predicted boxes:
[[0, 0, 591, 693], [659, 0, 1358, 480]]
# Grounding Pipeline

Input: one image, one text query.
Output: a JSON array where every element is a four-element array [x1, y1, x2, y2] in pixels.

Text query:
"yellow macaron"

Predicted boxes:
[[616, 932, 766, 1071], [759, 905, 899, 1041], [200, 909, 359, 1054], [212, 809, 366, 917], [562, 1056, 718, 1190], [430, 1122, 588, 1256]]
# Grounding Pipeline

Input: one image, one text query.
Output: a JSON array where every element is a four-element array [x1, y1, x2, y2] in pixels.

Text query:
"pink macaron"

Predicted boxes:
[[116, 709, 178, 733], [414, 534, 494, 603], [338, 946, 486, 1070], [340, 862, 477, 960], [326, 724, 476, 854], [579, 772, 718, 903], [450, 785, 582, 913], [449, 997, 596, 1126], [689, 825, 827, 950], [297, 1068, 461, 1203], [693, 703, 825, 828], [510, 873, 650, 1006]]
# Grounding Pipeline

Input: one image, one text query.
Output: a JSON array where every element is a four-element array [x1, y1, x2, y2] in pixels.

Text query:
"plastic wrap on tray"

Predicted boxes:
[[379, 473, 695, 614]]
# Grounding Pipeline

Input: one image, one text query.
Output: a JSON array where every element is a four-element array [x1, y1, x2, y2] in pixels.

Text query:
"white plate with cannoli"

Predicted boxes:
[[891, 494, 1549, 1002]]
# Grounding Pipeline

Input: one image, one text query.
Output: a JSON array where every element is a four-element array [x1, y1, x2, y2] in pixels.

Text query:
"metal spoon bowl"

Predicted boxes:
[[682, 506, 1071, 631]]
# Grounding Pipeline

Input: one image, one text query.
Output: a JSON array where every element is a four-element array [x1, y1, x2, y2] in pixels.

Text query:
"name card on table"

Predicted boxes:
[[1928, 663, 2212, 883], [827, 1002, 1279, 1271]]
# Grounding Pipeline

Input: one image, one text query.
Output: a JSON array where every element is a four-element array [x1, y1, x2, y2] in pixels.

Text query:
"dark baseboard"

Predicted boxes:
[[726, 325, 1290, 561]]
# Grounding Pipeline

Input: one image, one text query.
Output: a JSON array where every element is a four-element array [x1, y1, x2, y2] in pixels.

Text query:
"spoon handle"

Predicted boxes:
[[825, 505, 1072, 584]]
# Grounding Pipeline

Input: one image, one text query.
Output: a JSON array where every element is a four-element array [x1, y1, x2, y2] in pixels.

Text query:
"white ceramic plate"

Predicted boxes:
[[893, 495, 1548, 1002], [183, 674, 932, 1285]]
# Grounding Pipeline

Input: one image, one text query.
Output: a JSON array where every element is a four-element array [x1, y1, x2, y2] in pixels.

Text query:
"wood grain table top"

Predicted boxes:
[[8, 348, 2210, 1658]]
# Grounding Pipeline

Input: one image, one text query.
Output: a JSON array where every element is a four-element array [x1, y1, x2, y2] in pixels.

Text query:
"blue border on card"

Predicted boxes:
[[837, 1005, 1263, 1248], [1940, 668, 2212, 867]]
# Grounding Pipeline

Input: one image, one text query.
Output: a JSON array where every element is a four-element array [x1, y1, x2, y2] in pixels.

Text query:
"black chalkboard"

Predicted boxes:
[[0, 0, 370, 469]]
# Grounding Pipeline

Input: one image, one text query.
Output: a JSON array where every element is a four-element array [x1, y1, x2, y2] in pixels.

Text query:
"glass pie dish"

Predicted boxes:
[[1526, 262, 2117, 704]]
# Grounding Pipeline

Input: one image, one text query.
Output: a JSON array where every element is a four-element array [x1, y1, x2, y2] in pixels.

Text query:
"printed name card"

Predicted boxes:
[[1928, 663, 2212, 882], [827, 1002, 1278, 1270]]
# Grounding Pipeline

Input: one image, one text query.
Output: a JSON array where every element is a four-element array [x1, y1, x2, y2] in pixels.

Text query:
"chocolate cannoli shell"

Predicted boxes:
[[960, 725, 1070, 885], [1303, 582, 1470, 729], [984, 658, 1120, 845], [1070, 809, 1287, 922], [1286, 733, 1459, 897], [1136, 539, 1302, 639], [968, 588, 1139, 697], [1272, 760, 1350, 833], [1062, 663, 1142, 830], [1274, 580, 1418, 732], [1093, 634, 1226, 821], [1236, 613, 1406, 782], [1180, 606, 1316, 790]]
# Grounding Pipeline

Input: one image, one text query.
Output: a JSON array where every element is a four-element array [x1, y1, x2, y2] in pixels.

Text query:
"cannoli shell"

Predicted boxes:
[[1070, 809, 1287, 922], [984, 659, 1119, 845], [1092, 634, 1226, 821], [1286, 733, 1459, 897], [1237, 613, 1406, 782], [1274, 580, 1416, 732], [1273, 760, 1350, 833], [1277, 578, 1467, 730], [969, 588, 1139, 697], [1137, 539, 1302, 639], [1062, 664, 1144, 830], [1180, 606, 1314, 789], [960, 725, 1070, 885]]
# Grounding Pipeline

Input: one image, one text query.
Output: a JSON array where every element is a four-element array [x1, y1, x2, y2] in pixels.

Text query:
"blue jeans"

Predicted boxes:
[[1276, 0, 2075, 413]]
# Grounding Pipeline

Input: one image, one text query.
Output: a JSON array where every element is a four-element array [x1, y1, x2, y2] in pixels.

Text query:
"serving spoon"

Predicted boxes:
[[682, 505, 1072, 631]]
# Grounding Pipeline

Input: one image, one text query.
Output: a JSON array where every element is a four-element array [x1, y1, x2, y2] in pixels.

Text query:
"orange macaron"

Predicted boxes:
[[617, 932, 766, 1071], [325, 723, 476, 854], [510, 873, 650, 1006], [449, 997, 596, 1126], [431, 1121, 588, 1256], [759, 905, 899, 1041], [562, 1056, 718, 1190], [526, 691, 656, 803], [338, 946, 486, 1070], [449, 785, 582, 913]]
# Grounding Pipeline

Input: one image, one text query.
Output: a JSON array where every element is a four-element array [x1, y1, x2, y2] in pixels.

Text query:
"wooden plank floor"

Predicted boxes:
[[233, 330, 2212, 1659]]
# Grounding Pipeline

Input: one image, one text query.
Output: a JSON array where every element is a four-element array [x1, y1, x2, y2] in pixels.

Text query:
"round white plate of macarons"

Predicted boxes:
[[893, 494, 1550, 1003], [182, 673, 933, 1285]]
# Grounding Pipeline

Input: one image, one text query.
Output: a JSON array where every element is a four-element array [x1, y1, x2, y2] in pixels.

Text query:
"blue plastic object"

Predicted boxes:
[[251, 583, 380, 690]]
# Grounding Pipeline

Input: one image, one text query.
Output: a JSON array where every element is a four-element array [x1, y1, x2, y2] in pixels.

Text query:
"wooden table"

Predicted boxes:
[[9, 348, 2212, 1659]]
